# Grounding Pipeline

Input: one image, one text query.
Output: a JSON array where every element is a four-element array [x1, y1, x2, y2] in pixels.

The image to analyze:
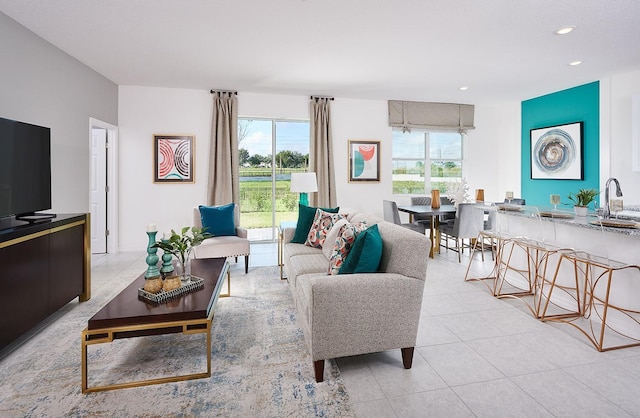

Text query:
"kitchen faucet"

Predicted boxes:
[[603, 177, 623, 219]]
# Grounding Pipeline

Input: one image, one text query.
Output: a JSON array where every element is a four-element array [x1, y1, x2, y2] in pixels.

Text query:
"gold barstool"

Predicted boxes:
[[464, 204, 505, 285], [539, 218, 640, 351], [542, 250, 640, 351], [466, 205, 568, 318], [536, 248, 588, 321]]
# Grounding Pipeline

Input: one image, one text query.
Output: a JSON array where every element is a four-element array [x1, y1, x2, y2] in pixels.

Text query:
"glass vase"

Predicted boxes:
[[176, 248, 193, 284]]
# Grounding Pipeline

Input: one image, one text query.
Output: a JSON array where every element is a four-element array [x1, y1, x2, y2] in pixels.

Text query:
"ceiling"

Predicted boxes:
[[2, 0, 640, 104]]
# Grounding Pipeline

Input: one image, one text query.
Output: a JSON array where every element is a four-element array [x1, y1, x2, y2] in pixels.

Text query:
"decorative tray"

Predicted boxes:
[[589, 219, 640, 229], [497, 205, 524, 212], [539, 211, 575, 219], [138, 276, 205, 304]]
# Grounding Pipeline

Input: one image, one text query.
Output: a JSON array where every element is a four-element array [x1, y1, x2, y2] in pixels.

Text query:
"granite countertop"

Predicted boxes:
[[498, 206, 640, 237]]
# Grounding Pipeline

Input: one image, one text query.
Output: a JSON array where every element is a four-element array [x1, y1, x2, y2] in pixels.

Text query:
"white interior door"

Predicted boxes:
[[90, 127, 107, 253]]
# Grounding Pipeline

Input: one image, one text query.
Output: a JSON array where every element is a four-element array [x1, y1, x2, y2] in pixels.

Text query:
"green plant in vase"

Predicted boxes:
[[152, 226, 212, 283], [567, 188, 599, 216]]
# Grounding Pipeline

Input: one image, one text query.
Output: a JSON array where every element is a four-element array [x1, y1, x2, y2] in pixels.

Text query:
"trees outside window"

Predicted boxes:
[[392, 130, 463, 194], [238, 118, 310, 240]]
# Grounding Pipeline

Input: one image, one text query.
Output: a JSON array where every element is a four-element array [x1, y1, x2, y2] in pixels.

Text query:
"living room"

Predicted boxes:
[[2, 1, 640, 416]]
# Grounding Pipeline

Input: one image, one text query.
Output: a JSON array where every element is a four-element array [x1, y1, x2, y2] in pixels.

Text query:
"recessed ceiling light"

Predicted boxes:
[[569, 60, 583, 66], [459, 86, 469, 91], [555, 26, 576, 35]]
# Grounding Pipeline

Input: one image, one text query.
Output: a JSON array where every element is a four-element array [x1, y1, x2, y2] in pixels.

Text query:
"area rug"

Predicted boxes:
[[0, 265, 354, 417]]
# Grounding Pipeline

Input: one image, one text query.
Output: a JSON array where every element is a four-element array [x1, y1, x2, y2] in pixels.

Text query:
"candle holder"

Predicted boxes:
[[160, 237, 175, 274], [145, 231, 161, 278]]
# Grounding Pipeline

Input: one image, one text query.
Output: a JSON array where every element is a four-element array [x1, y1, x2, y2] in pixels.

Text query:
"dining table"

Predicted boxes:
[[397, 204, 457, 258]]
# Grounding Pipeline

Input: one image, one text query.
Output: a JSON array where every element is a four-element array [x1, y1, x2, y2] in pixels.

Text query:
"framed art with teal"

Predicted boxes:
[[348, 139, 380, 182], [530, 122, 583, 180]]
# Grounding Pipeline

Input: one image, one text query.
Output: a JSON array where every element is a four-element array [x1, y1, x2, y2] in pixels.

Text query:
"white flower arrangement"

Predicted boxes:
[[446, 178, 471, 208]]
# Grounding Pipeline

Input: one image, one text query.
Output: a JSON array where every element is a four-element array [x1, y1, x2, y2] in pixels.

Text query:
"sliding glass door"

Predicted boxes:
[[238, 118, 310, 241]]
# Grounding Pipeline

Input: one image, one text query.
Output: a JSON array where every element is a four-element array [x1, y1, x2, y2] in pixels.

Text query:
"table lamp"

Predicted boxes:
[[290, 172, 318, 206]]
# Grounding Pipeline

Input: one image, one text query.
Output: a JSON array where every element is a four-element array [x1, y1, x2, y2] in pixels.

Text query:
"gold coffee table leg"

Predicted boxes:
[[219, 271, 231, 298], [82, 319, 211, 393]]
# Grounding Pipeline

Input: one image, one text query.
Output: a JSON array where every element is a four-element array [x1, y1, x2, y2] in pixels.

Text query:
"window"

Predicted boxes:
[[392, 130, 462, 194]]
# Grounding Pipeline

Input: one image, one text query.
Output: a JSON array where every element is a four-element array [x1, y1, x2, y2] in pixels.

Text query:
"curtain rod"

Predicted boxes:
[[210, 90, 237, 95], [310, 96, 334, 101]]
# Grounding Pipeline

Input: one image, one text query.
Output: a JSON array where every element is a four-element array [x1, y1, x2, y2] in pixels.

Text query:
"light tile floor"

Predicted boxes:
[[335, 246, 640, 418], [5, 242, 640, 417], [240, 242, 640, 417]]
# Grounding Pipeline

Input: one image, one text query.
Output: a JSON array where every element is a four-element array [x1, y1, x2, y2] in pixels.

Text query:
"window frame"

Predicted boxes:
[[391, 129, 464, 195]]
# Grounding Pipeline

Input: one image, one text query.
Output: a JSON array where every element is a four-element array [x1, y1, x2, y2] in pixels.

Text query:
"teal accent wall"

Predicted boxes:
[[521, 82, 600, 207]]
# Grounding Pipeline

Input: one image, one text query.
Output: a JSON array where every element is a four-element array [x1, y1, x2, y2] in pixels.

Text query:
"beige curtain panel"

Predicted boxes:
[[309, 97, 337, 208], [207, 91, 239, 206], [388, 100, 475, 133]]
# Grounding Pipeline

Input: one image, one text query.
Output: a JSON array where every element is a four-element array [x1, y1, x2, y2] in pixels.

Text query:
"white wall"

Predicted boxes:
[[0, 13, 118, 214], [605, 70, 640, 204], [3, 11, 637, 253], [118, 86, 212, 251], [464, 103, 521, 203], [117, 88, 519, 250]]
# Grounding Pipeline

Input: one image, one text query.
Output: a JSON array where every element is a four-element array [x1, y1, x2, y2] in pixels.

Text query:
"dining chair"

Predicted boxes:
[[438, 203, 484, 262], [382, 200, 426, 234], [440, 196, 455, 217], [437, 196, 456, 244], [410, 196, 432, 226]]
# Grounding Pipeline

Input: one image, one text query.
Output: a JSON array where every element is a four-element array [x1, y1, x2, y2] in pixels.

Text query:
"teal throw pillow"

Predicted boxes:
[[199, 203, 236, 236], [339, 224, 383, 274], [291, 204, 340, 244]]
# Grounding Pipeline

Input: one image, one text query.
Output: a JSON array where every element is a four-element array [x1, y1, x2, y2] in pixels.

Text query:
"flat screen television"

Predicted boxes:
[[0, 117, 53, 221]]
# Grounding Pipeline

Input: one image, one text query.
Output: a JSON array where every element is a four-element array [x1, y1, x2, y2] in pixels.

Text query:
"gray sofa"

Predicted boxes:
[[282, 211, 430, 382]]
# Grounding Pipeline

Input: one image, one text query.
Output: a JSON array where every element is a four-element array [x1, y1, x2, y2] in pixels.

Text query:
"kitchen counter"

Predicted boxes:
[[495, 207, 640, 345], [498, 206, 640, 238]]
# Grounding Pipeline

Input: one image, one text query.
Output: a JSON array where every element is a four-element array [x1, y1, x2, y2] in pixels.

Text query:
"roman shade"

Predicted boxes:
[[388, 100, 475, 133]]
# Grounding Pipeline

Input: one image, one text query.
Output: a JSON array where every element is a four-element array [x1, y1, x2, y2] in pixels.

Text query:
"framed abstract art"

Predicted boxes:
[[348, 140, 380, 182], [530, 122, 583, 180], [153, 134, 195, 183]]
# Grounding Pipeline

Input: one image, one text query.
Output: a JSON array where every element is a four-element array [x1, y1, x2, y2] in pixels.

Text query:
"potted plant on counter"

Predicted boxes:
[[152, 226, 211, 284], [568, 188, 599, 216]]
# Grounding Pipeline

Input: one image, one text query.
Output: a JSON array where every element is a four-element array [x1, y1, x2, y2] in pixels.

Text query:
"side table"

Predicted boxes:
[[278, 221, 297, 280]]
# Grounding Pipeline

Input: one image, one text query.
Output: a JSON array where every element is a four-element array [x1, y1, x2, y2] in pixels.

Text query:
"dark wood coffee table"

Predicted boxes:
[[81, 257, 229, 393]]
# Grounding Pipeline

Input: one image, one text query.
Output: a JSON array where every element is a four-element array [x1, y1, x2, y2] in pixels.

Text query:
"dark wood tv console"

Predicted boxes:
[[0, 214, 91, 350]]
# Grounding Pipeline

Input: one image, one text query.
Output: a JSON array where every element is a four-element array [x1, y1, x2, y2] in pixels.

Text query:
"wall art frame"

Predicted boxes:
[[348, 140, 380, 182], [153, 134, 195, 183], [530, 122, 583, 180]]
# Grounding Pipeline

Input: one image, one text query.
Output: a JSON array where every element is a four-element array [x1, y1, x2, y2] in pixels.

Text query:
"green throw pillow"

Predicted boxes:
[[291, 204, 340, 244], [339, 224, 383, 274], [199, 203, 236, 236]]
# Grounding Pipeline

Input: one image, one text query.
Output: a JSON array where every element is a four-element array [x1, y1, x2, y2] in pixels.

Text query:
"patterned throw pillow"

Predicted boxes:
[[327, 221, 368, 275], [322, 218, 350, 259], [291, 204, 340, 244], [305, 209, 345, 249]]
